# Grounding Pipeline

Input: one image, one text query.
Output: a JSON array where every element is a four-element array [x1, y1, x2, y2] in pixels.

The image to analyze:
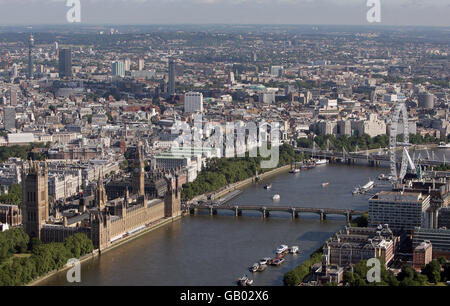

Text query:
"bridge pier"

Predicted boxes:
[[234, 207, 242, 217], [209, 207, 217, 216], [291, 208, 298, 220], [262, 208, 270, 219], [189, 208, 196, 215], [346, 212, 352, 224], [320, 211, 326, 221]]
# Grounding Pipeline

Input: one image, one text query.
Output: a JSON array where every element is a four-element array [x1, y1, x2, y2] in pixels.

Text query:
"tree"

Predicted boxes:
[[422, 260, 441, 284], [351, 214, 368, 227], [0, 184, 22, 206], [283, 270, 301, 286], [29, 237, 42, 253], [343, 271, 355, 284]]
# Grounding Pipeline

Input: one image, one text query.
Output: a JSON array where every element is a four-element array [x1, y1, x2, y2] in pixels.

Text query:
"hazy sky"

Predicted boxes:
[[0, 0, 449, 26]]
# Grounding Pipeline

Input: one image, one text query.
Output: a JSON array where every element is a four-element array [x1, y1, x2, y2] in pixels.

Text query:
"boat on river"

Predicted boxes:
[[290, 246, 299, 254], [271, 258, 285, 266], [276, 245, 289, 254], [249, 263, 259, 273], [257, 264, 267, 272], [301, 163, 316, 169], [259, 257, 272, 265], [237, 276, 253, 286], [315, 159, 328, 165]]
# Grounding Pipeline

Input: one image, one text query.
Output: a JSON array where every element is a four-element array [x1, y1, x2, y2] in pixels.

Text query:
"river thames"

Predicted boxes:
[[39, 147, 450, 286], [40, 161, 396, 286]]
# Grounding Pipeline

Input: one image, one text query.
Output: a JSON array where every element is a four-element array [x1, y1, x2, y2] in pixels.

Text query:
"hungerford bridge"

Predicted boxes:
[[189, 205, 367, 223], [293, 144, 446, 168]]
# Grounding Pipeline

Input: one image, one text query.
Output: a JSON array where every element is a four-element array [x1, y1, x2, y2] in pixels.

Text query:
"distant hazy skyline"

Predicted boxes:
[[0, 0, 449, 27]]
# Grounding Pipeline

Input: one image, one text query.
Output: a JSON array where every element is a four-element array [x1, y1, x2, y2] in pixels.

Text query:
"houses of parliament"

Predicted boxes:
[[21, 141, 183, 251]]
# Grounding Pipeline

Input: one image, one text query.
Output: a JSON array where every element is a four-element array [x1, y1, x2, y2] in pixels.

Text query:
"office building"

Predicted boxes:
[[413, 227, 450, 260], [138, 58, 145, 71], [27, 34, 34, 79], [319, 98, 338, 109], [323, 225, 399, 267], [184, 92, 203, 113], [418, 92, 434, 109], [259, 91, 276, 104], [54, 42, 59, 57], [270, 65, 284, 77], [227, 70, 235, 85], [124, 58, 131, 71], [9, 88, 17, 106], [352, 114, 387, 138], [112, 61, 125, 77], [11, 64, 18, 79], [369, 191, 431, 233], [3, 107, 16, 131], [58, 48, 73, 78], [413, 240, 432, 271], [168, 58, 176, 95], [438, 207, 450, 229]]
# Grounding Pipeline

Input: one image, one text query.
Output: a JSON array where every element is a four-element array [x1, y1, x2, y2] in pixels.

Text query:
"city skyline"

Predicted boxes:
[[0, 0, 449, 27]]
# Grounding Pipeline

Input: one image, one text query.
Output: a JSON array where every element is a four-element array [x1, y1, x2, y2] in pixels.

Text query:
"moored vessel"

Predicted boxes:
[[271, 258, 285, 266], [275, 244, 289, 254], [289, 246, 299, 254], [237, 275, 253, 286], [249, 263, 259, 273], [314, 159, 328, 165], [259, 257, 272, 265]]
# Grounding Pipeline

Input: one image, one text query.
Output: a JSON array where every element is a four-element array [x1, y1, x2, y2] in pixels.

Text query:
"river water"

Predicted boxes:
[[40, 161, 396, 286], [39, 148, 449, 286]]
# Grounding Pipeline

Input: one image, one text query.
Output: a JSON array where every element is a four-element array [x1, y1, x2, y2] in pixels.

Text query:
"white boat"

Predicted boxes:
[[289, 168, 300, 173], [259, 258, 272, 265], [276, 244, 289, 254], [352, 187, 360, 195], [273, 194, 280, 201], [315, 159, 328, 165], [257, 264, 267, 272], [321, 182, 329, 187], [237, 276, 253, 286], [289, 246, 299, 254], [361, 180, 374, 192], [250, 263, 259, 273], [438, 142, 450, 149]]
